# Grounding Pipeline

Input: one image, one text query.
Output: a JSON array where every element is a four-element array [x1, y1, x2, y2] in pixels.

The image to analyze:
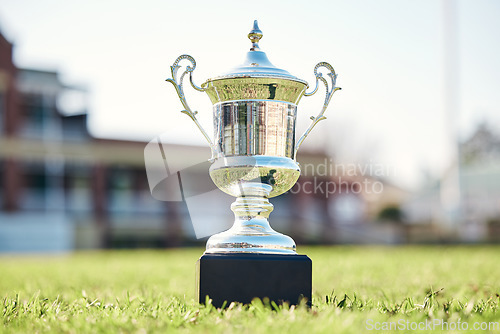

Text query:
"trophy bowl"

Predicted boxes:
[[166, 20, 340, 255]]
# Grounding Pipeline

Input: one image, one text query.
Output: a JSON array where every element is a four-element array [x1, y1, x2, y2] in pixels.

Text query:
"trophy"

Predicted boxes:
[[166, 21, 340, 307]]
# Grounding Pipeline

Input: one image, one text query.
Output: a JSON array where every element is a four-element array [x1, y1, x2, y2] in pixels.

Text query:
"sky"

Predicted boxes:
[[0, 0, 499, 190]]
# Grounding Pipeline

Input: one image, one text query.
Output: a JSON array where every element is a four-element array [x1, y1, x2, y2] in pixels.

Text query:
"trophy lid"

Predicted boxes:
[[203, 21, 308, 105], [211, 20, 307, 84], [206, 20, 307, 84]]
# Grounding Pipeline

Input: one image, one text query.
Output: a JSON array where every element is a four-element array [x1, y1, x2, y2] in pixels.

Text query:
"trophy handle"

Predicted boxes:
[[294, 62, 341, 158], [166, 55, 216, 160]]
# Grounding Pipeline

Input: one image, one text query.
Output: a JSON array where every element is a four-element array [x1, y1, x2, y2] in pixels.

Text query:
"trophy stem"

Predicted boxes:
[[205, 183, 297, 254]]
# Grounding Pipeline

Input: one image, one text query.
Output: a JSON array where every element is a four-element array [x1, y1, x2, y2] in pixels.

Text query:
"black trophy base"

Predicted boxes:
[[196, 253, 312, 308]]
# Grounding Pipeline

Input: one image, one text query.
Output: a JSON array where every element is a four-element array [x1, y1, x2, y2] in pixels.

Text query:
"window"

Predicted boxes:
[[20, 162, 47, 211], [19, 93, 53, 138]]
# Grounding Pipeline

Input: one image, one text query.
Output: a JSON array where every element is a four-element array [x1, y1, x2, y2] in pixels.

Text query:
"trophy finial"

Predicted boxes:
[[248, 20, 263, 51]]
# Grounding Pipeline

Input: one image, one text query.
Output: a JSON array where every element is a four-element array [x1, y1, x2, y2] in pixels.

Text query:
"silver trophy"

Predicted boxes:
[[166, 21, 340, 255]]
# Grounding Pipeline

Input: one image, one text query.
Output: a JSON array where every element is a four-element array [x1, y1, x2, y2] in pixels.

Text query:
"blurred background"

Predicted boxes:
[[0, 0, 499, 252]]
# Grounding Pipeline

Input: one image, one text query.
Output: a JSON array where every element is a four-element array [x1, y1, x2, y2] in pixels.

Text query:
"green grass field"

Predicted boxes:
[[1, 246, 500, 333]]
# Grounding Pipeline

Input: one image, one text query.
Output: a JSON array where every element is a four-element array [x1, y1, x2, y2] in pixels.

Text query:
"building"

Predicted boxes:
[[403, 122, 500, 242]]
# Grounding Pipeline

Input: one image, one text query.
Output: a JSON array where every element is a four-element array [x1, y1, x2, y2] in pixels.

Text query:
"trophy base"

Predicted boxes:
[[196, 253, 312, 308], [205, 226, 297, 254]]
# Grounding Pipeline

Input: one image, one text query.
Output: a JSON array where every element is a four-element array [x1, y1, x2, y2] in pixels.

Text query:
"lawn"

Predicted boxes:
[[1, 246, 499, 333]]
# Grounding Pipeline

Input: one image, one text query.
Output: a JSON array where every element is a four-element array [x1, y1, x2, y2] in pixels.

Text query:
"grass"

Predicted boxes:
[[1, 246, 500, 333]]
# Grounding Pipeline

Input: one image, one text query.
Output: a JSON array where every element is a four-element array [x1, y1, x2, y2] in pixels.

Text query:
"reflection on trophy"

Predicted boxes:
[[166, 20, 340, 307]]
